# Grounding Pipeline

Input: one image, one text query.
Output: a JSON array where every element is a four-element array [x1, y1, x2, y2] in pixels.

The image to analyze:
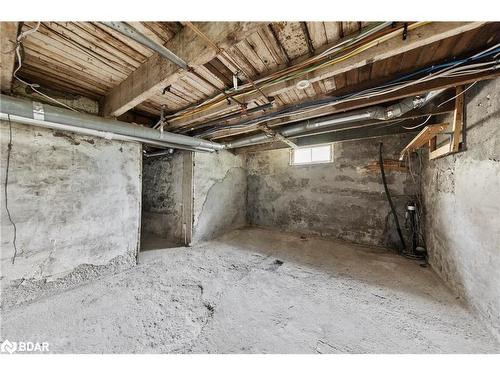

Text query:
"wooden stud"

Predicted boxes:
[[429, 142, 452, 160], [429, 136, 437, 152], [451, 85, 464, 152], [399, 123, 448, 160]]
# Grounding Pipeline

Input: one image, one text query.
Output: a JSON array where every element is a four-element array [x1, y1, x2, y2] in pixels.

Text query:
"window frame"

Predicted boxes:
[[289, 144, 334, 166]]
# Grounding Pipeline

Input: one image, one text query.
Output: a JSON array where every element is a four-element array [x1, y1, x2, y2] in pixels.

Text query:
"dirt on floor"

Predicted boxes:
[[1, 227, 499, 353]]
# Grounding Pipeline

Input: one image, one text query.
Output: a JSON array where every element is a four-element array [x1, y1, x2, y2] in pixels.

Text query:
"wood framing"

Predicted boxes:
[[451, 86, 464, 152], [101, 22, 266, 117], [208, 69, 499, 141], [399, 123, 448, 160], [0, 22, 19, 93], [428, 86, 466, 160], [429, 143, 453, 160], [167, 22, 486, 129]]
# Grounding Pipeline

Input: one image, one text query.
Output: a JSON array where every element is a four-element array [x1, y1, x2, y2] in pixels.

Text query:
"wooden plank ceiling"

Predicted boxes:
[[13, 21, 500, 143], [18, 21, 181, 99]]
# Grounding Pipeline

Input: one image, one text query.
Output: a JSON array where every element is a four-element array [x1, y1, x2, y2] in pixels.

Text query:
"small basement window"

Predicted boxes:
[[290, 144, 333, 165]]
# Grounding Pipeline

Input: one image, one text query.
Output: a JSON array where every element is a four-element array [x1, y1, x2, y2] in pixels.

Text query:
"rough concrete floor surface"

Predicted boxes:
[[1, 228, 499, 353]]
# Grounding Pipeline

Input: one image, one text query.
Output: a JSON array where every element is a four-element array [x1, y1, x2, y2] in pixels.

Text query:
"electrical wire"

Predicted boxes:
[[167, 22, 411, 123], [198, 55, 498, 138], [437, 81, 478, 107], [402, 115, 432, 130], [12, 22, 79, 112], [379, 142, 406, 252], [4, 115, 19, 264], [194, 41, 499, 134], [184, 21, 272, 104], [405, 150, 426, 248], [195, 42, 499, 136]]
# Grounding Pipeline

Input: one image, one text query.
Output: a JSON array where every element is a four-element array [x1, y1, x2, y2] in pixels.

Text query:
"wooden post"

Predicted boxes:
[[451, 85, 464, 152], [429, 136, 437, 152]]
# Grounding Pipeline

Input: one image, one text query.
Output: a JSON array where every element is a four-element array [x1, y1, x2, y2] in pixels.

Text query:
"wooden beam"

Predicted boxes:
[[429, 136, 437, 152], [208, 69, 499, 141], [0, 22, 19, 93], [239, 22, 486, 102], [168, 22, 486, 129], [427, 86, 465, 161], [259, 124, 297, 148], [101, 22, 266, 117], [429, 142, 452, 160], [451, 85, 464, 152], [399, 123, 448, 160]]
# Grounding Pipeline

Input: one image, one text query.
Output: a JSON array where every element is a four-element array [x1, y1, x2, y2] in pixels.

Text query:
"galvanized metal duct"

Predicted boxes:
[[224, 89, 445, 149], [101, 22, 189, 70], [0, 95, 224, 151]]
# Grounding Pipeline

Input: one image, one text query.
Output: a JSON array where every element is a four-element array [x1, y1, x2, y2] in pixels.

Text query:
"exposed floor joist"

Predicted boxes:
[[101, 22, 266, 117], [208, 68, 500, 141], [0, 22, 19, 93], [166, 22, 486, 130]]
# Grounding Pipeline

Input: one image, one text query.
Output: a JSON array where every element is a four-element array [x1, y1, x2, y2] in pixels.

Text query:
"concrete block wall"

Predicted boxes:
[[192, 150, 247, 242], [0, 121, 142, 284], [246, 134, 418, 247], [422, 78, 500, 339]]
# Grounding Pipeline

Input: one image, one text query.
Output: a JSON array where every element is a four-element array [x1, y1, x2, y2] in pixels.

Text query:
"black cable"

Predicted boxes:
[[5, 114, 18, 264], [379, 142, 406, 253]]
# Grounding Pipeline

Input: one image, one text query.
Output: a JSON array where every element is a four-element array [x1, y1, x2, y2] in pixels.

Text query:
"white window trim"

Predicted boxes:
[[289, 144, 334, 166]]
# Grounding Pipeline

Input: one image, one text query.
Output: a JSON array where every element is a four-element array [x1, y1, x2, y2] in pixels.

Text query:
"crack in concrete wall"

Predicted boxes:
[[192, 151, 247, 242]]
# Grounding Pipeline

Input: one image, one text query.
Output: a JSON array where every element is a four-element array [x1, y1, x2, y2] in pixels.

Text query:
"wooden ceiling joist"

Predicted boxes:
[[100, 22, 266, 117], [1, 22, 19, 93], [166, 22, 486, 130], [206, 68, 500, 141]]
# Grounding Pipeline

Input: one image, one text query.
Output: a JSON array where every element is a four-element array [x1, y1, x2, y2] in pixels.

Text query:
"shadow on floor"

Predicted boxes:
[[140, 232, 183, 252]]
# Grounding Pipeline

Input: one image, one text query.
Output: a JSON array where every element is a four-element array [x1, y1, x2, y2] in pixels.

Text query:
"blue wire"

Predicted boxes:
[[198, 46, 500, 136]]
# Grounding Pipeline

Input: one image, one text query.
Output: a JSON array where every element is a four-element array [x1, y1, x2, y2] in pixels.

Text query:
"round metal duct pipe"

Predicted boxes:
[[0, 94, 224, 151], [224, 89, 445, 149]]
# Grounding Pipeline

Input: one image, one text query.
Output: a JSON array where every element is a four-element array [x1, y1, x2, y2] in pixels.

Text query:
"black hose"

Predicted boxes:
[[379, 142, 406, 252]]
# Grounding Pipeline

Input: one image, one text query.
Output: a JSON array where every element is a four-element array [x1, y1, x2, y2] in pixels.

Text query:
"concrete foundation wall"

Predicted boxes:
[[422, 78, 500, 339], [142, 152, 184, 243], [246, 134, 418, 247], [193, 150, 246, 242], [0, 121, 141, 284]]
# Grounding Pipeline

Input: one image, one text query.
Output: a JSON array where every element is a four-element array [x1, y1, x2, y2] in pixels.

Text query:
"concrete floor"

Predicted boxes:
[[140, 231, 182, 252], [1, 228, 498, 353]]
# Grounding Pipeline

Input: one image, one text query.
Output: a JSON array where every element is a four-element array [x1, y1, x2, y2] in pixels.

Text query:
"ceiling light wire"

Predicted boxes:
[[13, 22, 79, 112]]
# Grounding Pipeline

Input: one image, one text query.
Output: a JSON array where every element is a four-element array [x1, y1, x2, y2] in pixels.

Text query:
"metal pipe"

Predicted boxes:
[[0, 95, 224, 151], [101, 22, 189, 70], [188, 102, 274, 135], [144, 150, 175, 158], [102, 22, 244, 107], [224, 89, 445, 149]]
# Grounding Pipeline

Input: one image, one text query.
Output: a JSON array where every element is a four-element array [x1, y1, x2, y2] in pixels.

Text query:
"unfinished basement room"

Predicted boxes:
[[1, 12, 499, 359]]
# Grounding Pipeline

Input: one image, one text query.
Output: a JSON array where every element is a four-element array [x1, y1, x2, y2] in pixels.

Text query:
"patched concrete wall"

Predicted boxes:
[[142, 152, 183, 243], [0, 121, 141, 284], [246, 134, 418, 247], [193, 150, 246, 242], [422, 78, 500, 339]]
